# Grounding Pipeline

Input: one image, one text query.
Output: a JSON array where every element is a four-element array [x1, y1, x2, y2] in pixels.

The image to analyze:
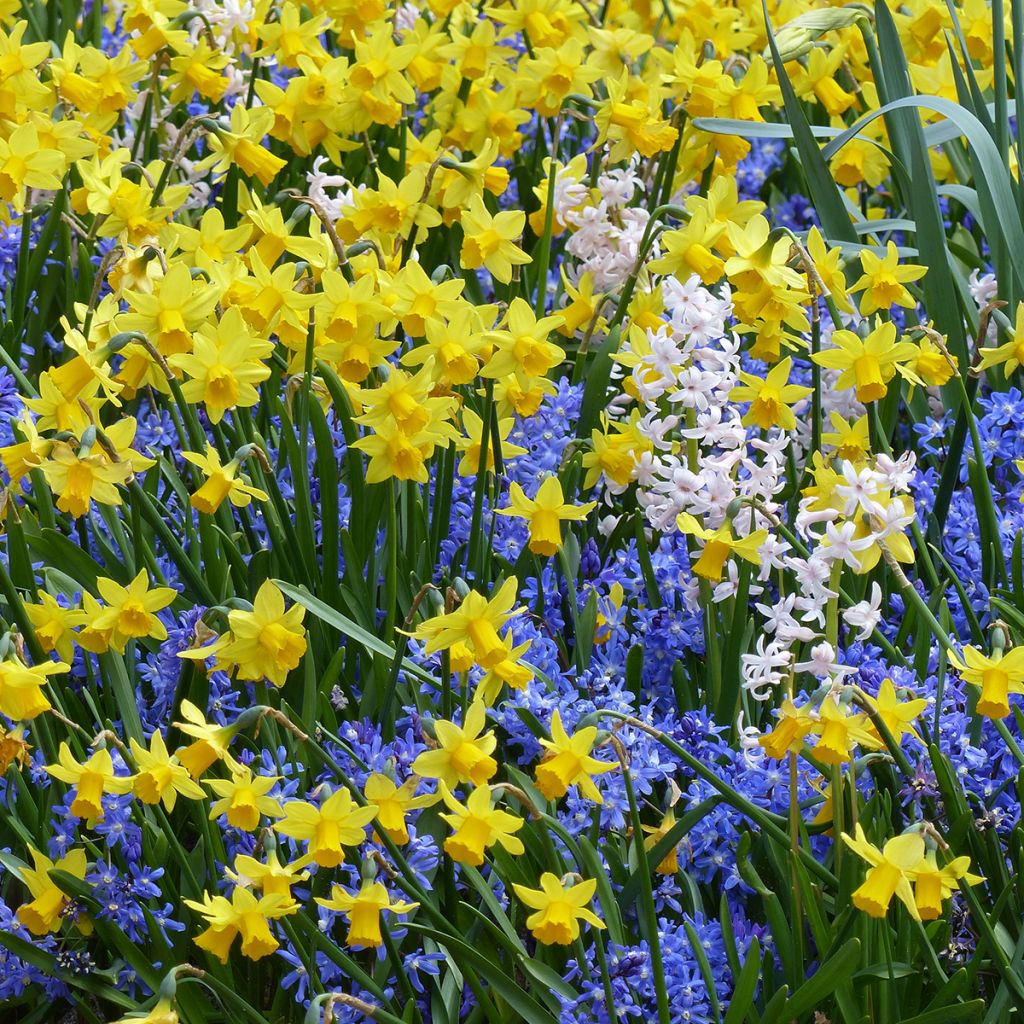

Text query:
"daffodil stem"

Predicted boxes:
[[602, 712, 837, 886], [826, 561, 843, 649], [466, 381, 494, 586], [831, 764, 844, 873], [951, 368, 1007, 587], [877, 542, 955, 653], [385, 478, 398, 638], [533, 116, 561, 317], [612, 737, 671, 1024]]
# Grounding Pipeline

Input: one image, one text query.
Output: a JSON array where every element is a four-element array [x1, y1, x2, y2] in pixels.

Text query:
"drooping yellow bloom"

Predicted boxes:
[[496, 476, 596, 557], [365, 772, 438, 845], [0, 725, 31, 773], [170, 307, 274, 425], [842, 825, 926, 919], [316, 879, 418, 948], [16, 846, 89, 936], [812, 322, 920, 404], [642, 808, 681, 875], [481, 299, 566, 380], [477, 635, 535, 706], [512, 873, 606, 945], [594, 72, 678, 161], [730, 357, 812, 432], [759, 699, 816, 759], [821, 412, 871, 465], [412, 701, 499, 788], [24, 592, 86, 662], [274, 787, 378, 867], [92, 569, 176, 652], [117, 262, 219, 372], [171, 699, 243, 778], [207, 767, 285, 831], [181, 447, 268, 515], [534, 710, 615, 803], [912, 851, 983, 920], [948, 646, 1024, 719], [676, 512, 768, 582], [454, 409, 527, 477], [648, 206, 726, 285], [129, 730, 205, 811], [227, 848, 308, 905], [0, 655, 68, 721], [438, 782, 525, 865], [46, 743, 134, 821], [459, 195, 530, 284], [0, 122, 66, 205], [206, 104, 287, 187], [809, 697, 883, 766], [111, 997, 178, 1024], [189, 580, 307, 687], [863, 679, 928, 745], [185, 887, 292, 963], [805, 226, 854, 314], [39, 441, 133, 518], [850, 241, 927, 316], [412, 578, 524, 669], [909, 333, 957, 387], [978, 302, 1024, 378]]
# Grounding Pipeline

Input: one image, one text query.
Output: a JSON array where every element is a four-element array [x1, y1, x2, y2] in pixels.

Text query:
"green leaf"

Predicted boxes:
[[275, 579, 434, 686], [723, 936, 762, 1024], [764, 937, 861, 1024], [405, 924, 559, 1024], [901, 1001, 985, 1024], [762, 1, 858, 243]]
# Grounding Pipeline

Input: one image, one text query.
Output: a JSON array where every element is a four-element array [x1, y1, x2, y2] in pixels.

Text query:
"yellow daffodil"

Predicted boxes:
[[512, 873, 606, 945], [534, 710, 615, 803], [45, 743, 134, 821], [676, 512, 768, 582], [438, 782, 525, 865], [759, 699, 815, 759], [496, 476, 596, 556], [948, 645, 1024, 720], [730, 356, 812, 432], [185, 887, 292, 963], [206, 767, 285, 831], [129, 730, 205, 811], [978, 302, 1024, 378], [459, 195, 530, 283], [274, 787, 378, 867], [863, 679, 928, 745], [412, 701, 499, 788], [850, 241, 926, 316], [412, 578, 524, 669], [316, 879, 418, 948], [365, 772, 438, 845], [842, 825, 926, 919], [188, 580, 308, 688], [812, 322, 920, 403], [181, 447, 268, 515], [92, 569, 176, 652], [912, 851, 983, 920], [16, 846, 89, 936]]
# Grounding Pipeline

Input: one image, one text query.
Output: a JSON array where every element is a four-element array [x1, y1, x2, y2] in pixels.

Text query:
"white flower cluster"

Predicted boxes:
[[551, 158, 657, 292], [553, 182, 924, 711]]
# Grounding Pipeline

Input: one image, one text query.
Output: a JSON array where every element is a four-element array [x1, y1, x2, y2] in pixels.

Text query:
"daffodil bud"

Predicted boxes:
[[991, 621, 1010, 654], [157, 966, 181, 1002], [767, 8, 867, 64]]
